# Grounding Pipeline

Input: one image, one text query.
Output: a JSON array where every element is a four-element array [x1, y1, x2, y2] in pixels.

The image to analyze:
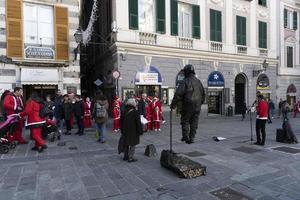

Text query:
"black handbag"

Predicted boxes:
[[39, 103, 53, 118]]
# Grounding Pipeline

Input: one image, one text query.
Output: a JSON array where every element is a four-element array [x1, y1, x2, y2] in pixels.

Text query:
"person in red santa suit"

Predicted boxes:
[[112, 100, 121, 132], [152, 97, 162, 132], [19, 91, 47, 152], [83, 97, 92, 128], [146, 97, 153, 131], [3, 87, 27, 144]]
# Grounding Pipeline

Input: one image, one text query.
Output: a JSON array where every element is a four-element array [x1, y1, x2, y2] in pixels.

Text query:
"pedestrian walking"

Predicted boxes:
[[120, 98, 143, 162], [92, 94, 109, 143], [83, 97, 92, 128], [53, 90, 64, 134], [170, 64, 205, 144], [74, 95, 84, 135], [282, 100, 290, 120], [241, 101, 247, 121], [112, 99, 121, 132], [3, 87, 27, 144], [255, 94, 269, 146], [45, 95, 54, 120], [20, 92, 47, 152], [62, 95, 73, 135], [146, 97, 153, 131], [268, 99, 275, 119]]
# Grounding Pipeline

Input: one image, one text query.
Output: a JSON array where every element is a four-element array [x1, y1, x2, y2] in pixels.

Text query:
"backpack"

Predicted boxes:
[[95, 103, 107, 118]]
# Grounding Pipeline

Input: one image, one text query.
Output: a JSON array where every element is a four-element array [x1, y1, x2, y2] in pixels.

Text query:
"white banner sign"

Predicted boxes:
[[139, 73, 158, 85], [21, 68, 59, 84]]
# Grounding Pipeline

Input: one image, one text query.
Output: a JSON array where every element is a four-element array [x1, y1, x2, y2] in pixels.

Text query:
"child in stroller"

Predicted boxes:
[[42, 119, 61, 142], [0, 114, 19, 153]]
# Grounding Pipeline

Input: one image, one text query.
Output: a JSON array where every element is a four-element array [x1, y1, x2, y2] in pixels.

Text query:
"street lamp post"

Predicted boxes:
[[252, 60, 269, 77]]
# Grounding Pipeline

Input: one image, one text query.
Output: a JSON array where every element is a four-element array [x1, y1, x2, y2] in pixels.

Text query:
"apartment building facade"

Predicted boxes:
[[0, 0, 80, 99]]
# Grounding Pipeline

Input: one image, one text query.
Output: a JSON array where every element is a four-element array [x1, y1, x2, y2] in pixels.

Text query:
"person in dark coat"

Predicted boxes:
[[120, 98, 143, 162], [138, 93, 147, 117], [53, 90, 64, 133], [170, 64, 205, 144], [241, 101, 247, 121], [62, 95, 73, 135], [45, 95, 54, 120], [74, 95, 84, 135]]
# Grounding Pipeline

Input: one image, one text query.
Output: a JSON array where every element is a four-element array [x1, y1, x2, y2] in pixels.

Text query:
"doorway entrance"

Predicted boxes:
[[235, 74, 247, 114], [23, 85, 58, 101], [135, 85, 161, 98], [207, 90, 223, 114]]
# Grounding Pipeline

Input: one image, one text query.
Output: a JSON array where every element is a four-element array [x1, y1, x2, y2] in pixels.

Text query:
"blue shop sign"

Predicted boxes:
[[208, 71, 225, 87]]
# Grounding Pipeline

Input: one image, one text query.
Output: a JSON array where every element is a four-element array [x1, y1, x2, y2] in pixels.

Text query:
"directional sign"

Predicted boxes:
[[94, 79, 103, 86]]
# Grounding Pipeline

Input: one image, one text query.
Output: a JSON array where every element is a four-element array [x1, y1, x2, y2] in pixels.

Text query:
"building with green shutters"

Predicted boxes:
[[87, 0, 281, 115]]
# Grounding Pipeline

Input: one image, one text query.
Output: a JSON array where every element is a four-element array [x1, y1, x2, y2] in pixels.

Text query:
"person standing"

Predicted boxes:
[[146, 97, 153, 131], [293, 99, 300, 118], [53, 90, 64, 134], [45, 95, 54, 120], [74, 95, 84, 135], [92, 94, 109, 143], [83, 97, 92, 128], [138, 93, 147, 117], [20, 92, 46, 152], [152, 97, 162, 131], [170, 64, 205, 144], [278, 98, 283, 118], [120, 98, 143, 162], [112, 100, 121, 132], [255, 94, 269, 146], [268, 99, 275, 119], [62, 95, 73, 135], [241, 101, 247, 121], [3, 87, 27, 144]]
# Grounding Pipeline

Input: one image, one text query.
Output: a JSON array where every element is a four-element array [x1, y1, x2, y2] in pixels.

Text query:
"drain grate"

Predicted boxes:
[[211, 187, 252, 200], [183, 151, 206, 157], [232, 146, 261, 154], [273, 146, 300, 154]]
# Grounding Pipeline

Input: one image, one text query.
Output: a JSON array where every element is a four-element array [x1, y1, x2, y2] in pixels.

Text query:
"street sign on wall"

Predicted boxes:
[[25, 46, 54, 60]]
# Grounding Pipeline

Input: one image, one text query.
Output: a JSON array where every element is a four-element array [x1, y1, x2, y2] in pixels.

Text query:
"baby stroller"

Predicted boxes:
[[42, 119, 61, 142], [0, 114, 19, 153]]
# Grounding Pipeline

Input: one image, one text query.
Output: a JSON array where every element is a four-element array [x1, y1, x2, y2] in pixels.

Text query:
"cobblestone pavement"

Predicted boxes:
[[1, 111, 300, 200]]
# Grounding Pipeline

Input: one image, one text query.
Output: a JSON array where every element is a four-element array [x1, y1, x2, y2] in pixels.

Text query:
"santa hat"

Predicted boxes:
[[114, 96, 120, 100]]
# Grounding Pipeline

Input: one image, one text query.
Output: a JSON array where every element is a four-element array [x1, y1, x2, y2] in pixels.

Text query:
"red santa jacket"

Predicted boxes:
[[256, 100, 269, 120], [84, 101, 91, 116], [20, 98, 46, 127], [112, 102, 120, 120], [3, 93, 24, 117], [152, 100, 162, 121]]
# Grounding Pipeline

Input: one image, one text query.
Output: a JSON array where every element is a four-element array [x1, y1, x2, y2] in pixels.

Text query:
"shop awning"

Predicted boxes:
[[21, 68, 59, 85], [135, 66, 162, 85]]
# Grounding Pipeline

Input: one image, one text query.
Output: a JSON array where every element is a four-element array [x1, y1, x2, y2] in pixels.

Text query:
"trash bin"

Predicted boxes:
[[227, 106, 233, 117]]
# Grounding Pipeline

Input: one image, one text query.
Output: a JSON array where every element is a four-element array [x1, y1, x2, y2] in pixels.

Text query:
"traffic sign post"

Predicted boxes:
[[112, 70, 120, 96]]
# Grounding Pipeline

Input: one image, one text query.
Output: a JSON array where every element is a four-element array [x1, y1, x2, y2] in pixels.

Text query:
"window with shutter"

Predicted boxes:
[[287, 46, 293, 68], [192, 5, 200, 39], [171, 0, 178, 36], [55, 6, 69, 61], [6, 0, 23, 58], [139, 0, 155, 32], [156, 0, 165, 33], [236, 16, 246, 46], [258, 21, 267, 49], [293, 11, 297, 30], [258, 0, 267, 7], [129, 0, 138, 30], [210, 9, 222, 42], [178, 3, 192, 38], [284, 9, 288, 28]]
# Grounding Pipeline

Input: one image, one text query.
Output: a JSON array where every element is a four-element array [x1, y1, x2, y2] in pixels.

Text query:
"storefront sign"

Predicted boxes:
[[25, 46, 54, 59], [21, 68, 59, 84], [135, 66, 162, 85], [208, 71, 225, 87]]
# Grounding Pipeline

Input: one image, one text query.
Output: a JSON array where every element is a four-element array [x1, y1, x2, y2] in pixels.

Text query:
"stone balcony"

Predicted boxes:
[[210, 41, 223, 52], [139, 32, 157, 45]]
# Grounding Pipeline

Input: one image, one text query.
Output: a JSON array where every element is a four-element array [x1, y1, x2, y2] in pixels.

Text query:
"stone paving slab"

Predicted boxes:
[[0, 113, 300, 199]]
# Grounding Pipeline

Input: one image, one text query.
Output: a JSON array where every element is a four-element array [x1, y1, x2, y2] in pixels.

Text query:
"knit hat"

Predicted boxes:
[[127, 98, 137, 107]]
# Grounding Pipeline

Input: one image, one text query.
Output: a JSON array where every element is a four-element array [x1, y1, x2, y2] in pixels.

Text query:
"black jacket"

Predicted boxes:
[[121, 105, 143, 146], [62, 101, 73, 120], [138, 99, 147, 117], [74, 100, 84, 117], [54, 95, 63, 119], [171, 74, 205, 112]]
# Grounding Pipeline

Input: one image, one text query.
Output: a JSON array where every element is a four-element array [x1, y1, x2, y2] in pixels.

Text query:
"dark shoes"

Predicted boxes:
[[254, 141, 265, 146], [31, 146, 44, 153], [128, 158, 138, 163], [181, 137, 189, 142], [64, 131, 71, 135], [123, 157, 128, 161]]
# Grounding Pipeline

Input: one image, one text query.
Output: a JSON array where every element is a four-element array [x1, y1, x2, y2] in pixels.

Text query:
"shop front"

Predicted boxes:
[[287, 84, 297, 107], [207, 71, 225, 115], [21, 68, 59, 100], [256, 74, 271, 100], [134, 66, 162, 98]]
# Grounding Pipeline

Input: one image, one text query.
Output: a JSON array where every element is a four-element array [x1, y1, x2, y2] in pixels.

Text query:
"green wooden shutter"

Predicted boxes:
[[259, 21, 267, 48], [192, 5, 200, 39], [129, 0, 138, 30], [284, 9, 287, 28], [236, 16, 246, 45], [156, 0, 165, 33], [287, 46, 293, 68], [210, 9, 222, 42], [293, 11, 298, 30], [259, 0, 266, 6], [170, 0, 178, 36]]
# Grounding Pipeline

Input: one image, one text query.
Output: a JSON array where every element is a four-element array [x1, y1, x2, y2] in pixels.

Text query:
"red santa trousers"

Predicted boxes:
[[30, 127, 45, 147]]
